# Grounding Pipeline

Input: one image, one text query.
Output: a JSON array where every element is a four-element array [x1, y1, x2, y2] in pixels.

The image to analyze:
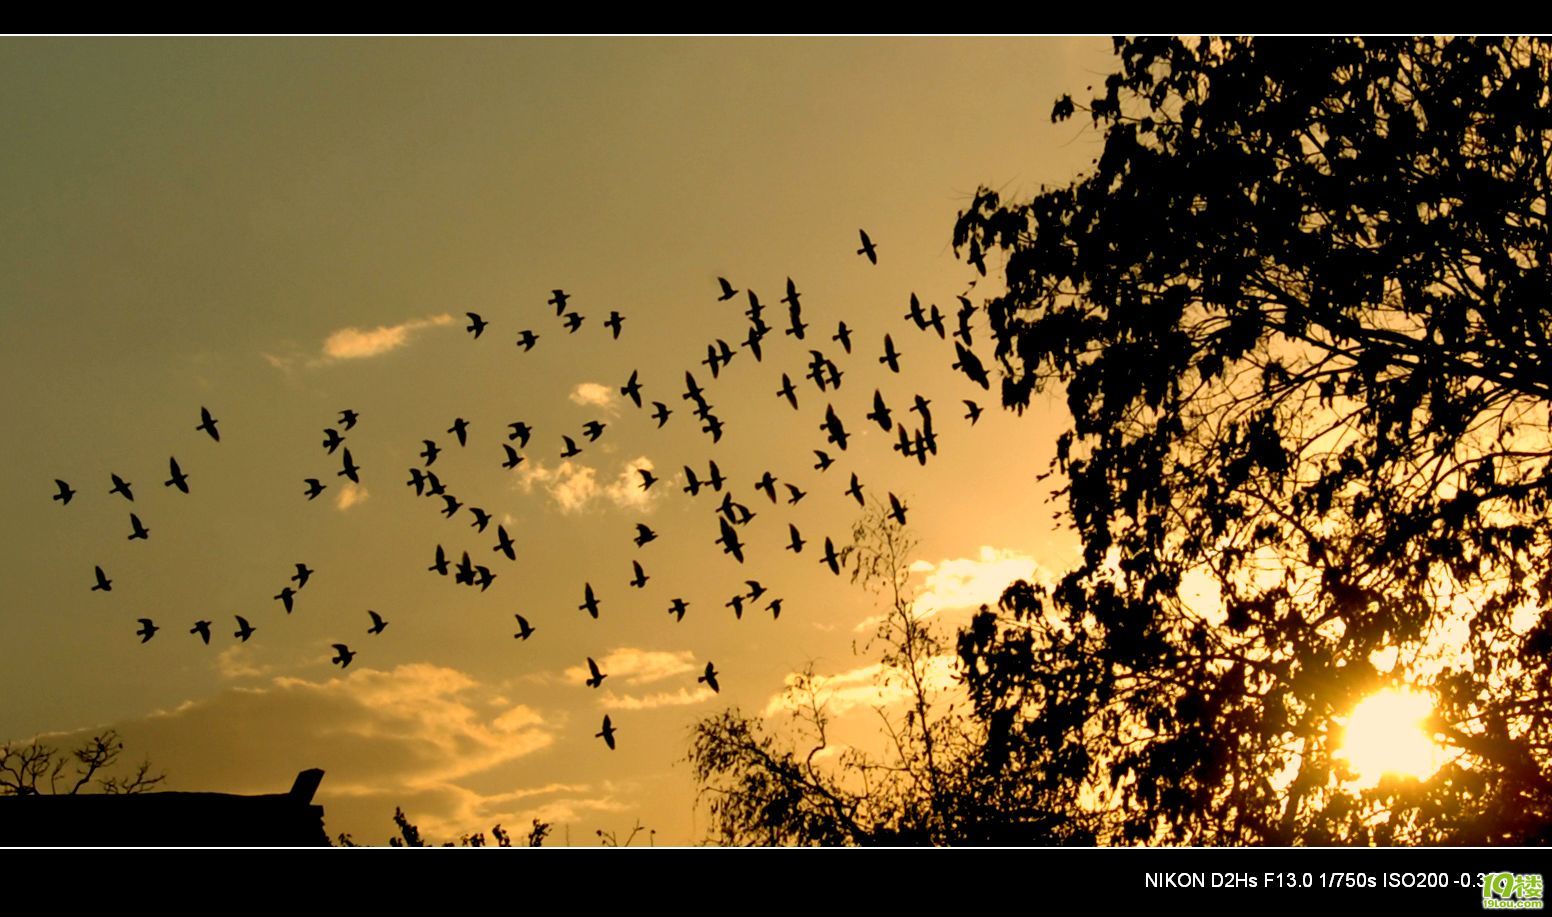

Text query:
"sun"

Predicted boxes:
[[1335, 688, 1446, 784]]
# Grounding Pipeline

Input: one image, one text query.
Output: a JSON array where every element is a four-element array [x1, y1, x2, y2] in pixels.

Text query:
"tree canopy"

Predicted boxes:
[[951, 35, 1552, 844]]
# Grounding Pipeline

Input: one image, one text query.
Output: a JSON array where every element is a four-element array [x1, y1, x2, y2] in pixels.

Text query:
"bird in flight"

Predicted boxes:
[[705, 461, 726, 492], [743, 325, 765, 362], [821, 537, 842, 576], [925, 303, 946, 339], [338, 409, 359, 430], [699, 661, 721, 693], [650, 401, 672, 428], [755, 471, 778, 503], [128, 513, 150, 541], [475, 565, 497, 592], [833, 321, 853, 354], [165, 458, 190, 494], [845, 473, 865, 508], [634, 523, 658, 547], [785, 299, 807, 340], [880, 335, 902, 373], [466, 312, 488, 339], [580, 583, 601, 619], [468, 507, 492, 533], [190, 620, 213, 645], [582, 420, 607, 443], [683, 371, 707, 405], [785, 483, 807, 505], [604, 310, 625, 339], [813, 450, 835, 472], [136, 618, 159, 643], [92, 566, 112, 592], [787, 524, 806, 553], [441, 494, 463, 519], [905, 293, 928, 328], [867, 389, 893, 431], [955, 298, 976, 346], [448, 418, 470, 447], [768, 598, 784, 620], [682, 466, 704, 497], [821, 405, 850, 451], [110, 474, 134, 502], [322, 428, 345, 454], [338, 448, 361, 484], [637, 468, 658, 491], [629, 560, 649, 589], [621, 370, 644, 408], [501, 444, 524, 471], [513, 614, 536, 641], [52, 479, 75, 505], [332, 644, 356, 669], [745, 580, 768, 602], [293, 563, 314, 589], [561, 436, 582, 459], [717, 277, 738, 301], [716, 517, 745, 563], [515, 329, 539, 352], [429, 544, 450, 576], [420, 440, 441, 467], [234, 615, 256, 642], [888, 493, 909, 526], [494, 525, 517, 561], [585, 657, 608, 689], [562, 312, 584, 333], [668, 597, 689, 622], [196, 406, 220, 442], [857, 229, 878, 264], [304, 478, 326, 500], [508, 422, 532, 447], [725, 593, 745, 620], [701, 414, 725, 443], [276, 587, 296, 613], [964, 400, 984, 425], [776, 374, 799, 411], [954, 342, 991, 389], [455, 552, 475, 586], [548, 289, 570, 315], [596, 715, 617, 750], [367, 610, 388, 635]]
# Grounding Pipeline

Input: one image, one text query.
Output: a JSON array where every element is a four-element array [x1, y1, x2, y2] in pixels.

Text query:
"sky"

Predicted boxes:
[[0, 36, 1116, 845]]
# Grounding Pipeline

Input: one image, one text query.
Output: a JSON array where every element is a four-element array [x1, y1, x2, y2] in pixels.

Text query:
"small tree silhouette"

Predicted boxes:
[[0, 729, 164, 796]]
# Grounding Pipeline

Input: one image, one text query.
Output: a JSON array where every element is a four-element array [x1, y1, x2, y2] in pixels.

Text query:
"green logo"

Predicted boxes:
[[1484, 873, 1544, 910]]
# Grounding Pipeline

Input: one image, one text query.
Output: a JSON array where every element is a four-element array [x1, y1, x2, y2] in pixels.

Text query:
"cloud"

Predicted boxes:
[[215, 645, 273, 680], [603, 457, 657, 512], [569, 383, 618, 413], [334, 482, 369, 511], [321, 314, 454, 361], [563, 648, 696, 687], [855, 546, 1050, 632], [761, 656, 964, 719], [601, 686, 716, 711], [516, 458, 658, 514]]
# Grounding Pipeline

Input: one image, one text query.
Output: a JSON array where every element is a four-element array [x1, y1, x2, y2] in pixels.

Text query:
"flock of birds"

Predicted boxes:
[[55, 229, 995, 753]]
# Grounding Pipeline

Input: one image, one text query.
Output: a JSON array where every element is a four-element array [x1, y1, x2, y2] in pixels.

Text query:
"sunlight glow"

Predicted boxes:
[[1336, 689, 1445, 785]]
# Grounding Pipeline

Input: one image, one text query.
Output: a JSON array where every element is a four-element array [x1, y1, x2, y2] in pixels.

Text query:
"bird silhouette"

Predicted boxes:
[[52, 479, 75, 505], [683, 371, 707, 404], [716, 517, 745, 563], [785, 301, 807, 340], [964, 400, 984, 425], [165, 457, 190, 494], [621, 370, 644, 408], [725, 593, 745, 619], [508, 422, 532, 447], [276, 587, 296, 613], [332, 644, 356, 669], [955, 297, 977, 344], [833, 321, 853, 354], [634, 523, 658, 547], [953, 341, 991, 389], [821, 405, 850, 451], [813, 450, 835, 472], [127, 513, 150, 541], [776, 374, 799, 410], [888, 492, 909, 526], [367, 610, 388, 634], [467, 507, 492, 533], [92, 566, 112, 592], [894, 425, 914, 459], [548, 289, 570, 315], [423, 470, 445, 496], [429, 544, 450, 576], [743, 325, 765, 362], [745, 289, 765, 324], [905, 293, 928, 328], [476, 565, 497, 592], [190, 620, 212, 645], [637, 468, 658, 491], [596, 715, 616, 750], [562, 312, 584, 333], [717, 277, 738, 301], [911, 394, 933, 425], [421, 440, 441, 466], [806, 350, 832, 392], [702, 414, 725, 443], [455, 552, 475, 586], [441, 495, 462, 519], [582, 420, 607, 443], [682, 466, 704, 497], [501, 444, 525, 470], [845, 473, 865, 508], [136, 618, 158, 643], [293, 563, 314, 589], [699, 661, 721, 693], [494, 525, 517, 561], [585, 657, 608, 689], [755, 471, 778, 503], [867, 390, 893, 431], [786, 523, 806, 553], [782, 277, 802, 311], [322, 428, 345, 454], [110, 474, 134, 502], [513, 614, 536, 641], [338, 448, 361, 483], [234, 615, 255, 642], [604, 311, 625, 339], [304, 478, 326, 500], [580, 583, 601, 619], [785, 483, 807, 505], [629, 560, 649, 589], [338, 409, 359, 430], [821, 537, 842, 575], [668, 597, 689, 622], [706, 461, 726, 492], [650, 401, 672, 428], [196, 406, 220, 442], [767, 598, 784, 620], [448, 418, 470, 447], [560, 436, 582, 459], [880, 335, 902, 373], [465, 312, 488, 339], [745, 580, 768, 602], [515, 329, 539, 351], [925, 303, 946, 339], [857, 228, 878, 264]]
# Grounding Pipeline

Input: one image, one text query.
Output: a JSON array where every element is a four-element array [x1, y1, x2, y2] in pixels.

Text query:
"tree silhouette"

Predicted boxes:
[[0, 729, 164, 797], [951, 36, 1552, 844], [688, 505, 1094, 845]]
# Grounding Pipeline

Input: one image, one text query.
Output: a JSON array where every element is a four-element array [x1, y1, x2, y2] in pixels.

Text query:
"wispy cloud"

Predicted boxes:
[[517, 458, 658, 514], [321, 314, 455, 361], [855, 546, 1051, 632], [334, 482, 369, 511], [761, 656, 963, 719], [564, 648, 696, 687], [603, 457, 657, 512], [601, 686, 716, 711], [569, 382, 618, 413]]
